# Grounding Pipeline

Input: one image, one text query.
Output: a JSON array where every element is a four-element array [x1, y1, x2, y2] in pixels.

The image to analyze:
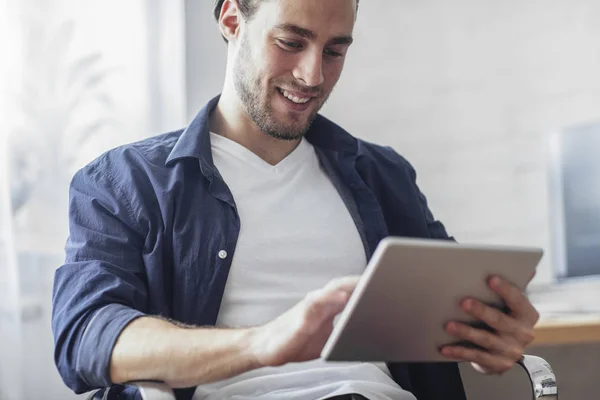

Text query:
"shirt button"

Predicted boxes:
[[218, 250, 228, 260]]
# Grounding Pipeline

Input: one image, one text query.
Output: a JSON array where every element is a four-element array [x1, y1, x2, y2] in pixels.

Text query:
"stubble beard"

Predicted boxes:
[[233, 35, 326, 141]]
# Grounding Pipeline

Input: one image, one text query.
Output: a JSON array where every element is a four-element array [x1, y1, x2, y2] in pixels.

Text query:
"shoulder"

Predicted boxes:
[[70, 129, 185, 219], [75, 129, 184, 186], [308, 115, 416, 180], [69, 130, 185, 231], [85, 130, 183, 175], [356, 139, 414, 174], [311, 114, 414, 174], [312, 114, 414, 172], [353, 139, 420, 202]]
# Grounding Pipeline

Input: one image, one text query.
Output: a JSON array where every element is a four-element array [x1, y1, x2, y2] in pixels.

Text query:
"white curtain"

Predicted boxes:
[[0, 105, 23, 400], [0, 0, 186, 398], [0, 2, 24, 398]]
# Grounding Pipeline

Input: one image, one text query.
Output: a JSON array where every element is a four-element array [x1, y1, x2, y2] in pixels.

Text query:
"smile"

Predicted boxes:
[[277, 88, 312, 104]]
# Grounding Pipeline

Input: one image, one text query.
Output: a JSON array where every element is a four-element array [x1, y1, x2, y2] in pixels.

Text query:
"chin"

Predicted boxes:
[[262, 118, 310, 141]]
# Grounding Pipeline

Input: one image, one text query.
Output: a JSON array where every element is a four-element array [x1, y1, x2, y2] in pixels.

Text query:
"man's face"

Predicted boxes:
[[232, 0, 356, 140]]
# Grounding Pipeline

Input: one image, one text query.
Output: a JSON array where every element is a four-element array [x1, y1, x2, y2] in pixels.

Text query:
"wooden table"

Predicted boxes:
[[533, 317, 600, 346]]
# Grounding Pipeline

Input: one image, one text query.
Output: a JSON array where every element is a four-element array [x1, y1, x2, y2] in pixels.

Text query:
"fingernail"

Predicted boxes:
[[463, 299, 473, 311], [447, 322, 457, 332], [491, 277, 502, 289]]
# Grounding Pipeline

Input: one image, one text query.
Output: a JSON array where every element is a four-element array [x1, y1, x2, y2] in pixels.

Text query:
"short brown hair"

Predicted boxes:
[[213, 0, 360, 25]]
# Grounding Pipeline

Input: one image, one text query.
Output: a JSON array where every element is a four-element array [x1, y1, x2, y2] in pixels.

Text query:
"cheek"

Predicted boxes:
[[322, 62, 345, 90], [265, 55, 295, 81], [245, 43, 277, 82]]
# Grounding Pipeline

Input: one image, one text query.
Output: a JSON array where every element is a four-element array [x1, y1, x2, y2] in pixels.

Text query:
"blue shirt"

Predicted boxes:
[[52, 96, 456, 400]]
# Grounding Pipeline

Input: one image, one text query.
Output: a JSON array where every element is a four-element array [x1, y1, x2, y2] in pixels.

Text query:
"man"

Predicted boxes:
[[52, 0, 540, 399]]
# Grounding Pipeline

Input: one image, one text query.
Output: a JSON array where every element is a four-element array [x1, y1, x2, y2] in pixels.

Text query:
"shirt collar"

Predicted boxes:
[[165, 94, 359, 173], [165, 95, 219, 177]]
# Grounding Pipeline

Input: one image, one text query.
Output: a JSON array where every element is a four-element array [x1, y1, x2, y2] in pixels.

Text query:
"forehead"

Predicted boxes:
[[254, 0, 357, 39]]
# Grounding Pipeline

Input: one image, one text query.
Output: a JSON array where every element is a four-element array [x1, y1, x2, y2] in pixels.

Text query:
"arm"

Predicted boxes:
[[111, 276, 359, 388], [109, 317, 259, 388], [369, 145, 454, 241], [383, 150, 540, 374], [52, 160, 149, 393], [375, 147, 465, 396], [403, 157, 454, 241], [52, 159, 357, 392], [401, 153, 540, 374]]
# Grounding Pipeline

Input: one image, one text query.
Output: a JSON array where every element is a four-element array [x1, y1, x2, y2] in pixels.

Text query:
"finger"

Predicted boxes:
[[304, 289, 349, 320], [462, 299, 535, 345], [462, 299, 516, 333], [441, 346, 515, 374], [489, 276, 540, 324], [446, 322, 523, 361], [323, 276, 361, 294]]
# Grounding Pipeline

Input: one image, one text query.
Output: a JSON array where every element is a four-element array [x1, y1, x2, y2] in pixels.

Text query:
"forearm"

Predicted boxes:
[[110, 317, 261, 388]]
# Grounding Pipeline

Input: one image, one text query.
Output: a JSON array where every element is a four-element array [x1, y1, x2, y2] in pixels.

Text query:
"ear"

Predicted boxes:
[[218, 0, 242, 42]]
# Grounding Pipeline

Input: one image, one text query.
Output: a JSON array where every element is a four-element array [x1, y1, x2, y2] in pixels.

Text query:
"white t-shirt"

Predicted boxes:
[[192, 134, 415, 400]]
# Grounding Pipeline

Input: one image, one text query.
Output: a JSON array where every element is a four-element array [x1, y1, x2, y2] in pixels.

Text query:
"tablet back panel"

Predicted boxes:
[[321, 238, 543, 362]]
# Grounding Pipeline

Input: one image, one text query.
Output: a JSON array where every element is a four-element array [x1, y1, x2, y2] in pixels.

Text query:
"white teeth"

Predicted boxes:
[[281, 89, 310, 104]]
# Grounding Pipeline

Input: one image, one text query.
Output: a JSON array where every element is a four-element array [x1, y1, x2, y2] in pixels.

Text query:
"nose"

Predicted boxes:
[[293, 49, 324, 88]]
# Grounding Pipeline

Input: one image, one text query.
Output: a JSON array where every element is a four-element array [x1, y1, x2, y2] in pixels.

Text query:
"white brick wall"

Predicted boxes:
[[186, 0, 600, 285]]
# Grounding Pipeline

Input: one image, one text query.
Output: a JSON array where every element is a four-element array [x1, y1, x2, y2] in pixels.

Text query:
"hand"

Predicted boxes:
[[249, 276, 360, 367], [441, 275, 540, 375]]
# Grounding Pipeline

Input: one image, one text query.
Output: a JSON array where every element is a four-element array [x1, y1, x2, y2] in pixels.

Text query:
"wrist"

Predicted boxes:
[[245, 326, 269, 369]]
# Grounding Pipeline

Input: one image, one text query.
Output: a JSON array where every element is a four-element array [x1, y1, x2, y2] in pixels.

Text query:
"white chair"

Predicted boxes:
[[89, 354, 556, 400]]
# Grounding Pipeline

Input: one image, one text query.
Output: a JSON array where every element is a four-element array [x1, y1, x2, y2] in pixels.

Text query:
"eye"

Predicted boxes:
[[324, 49, 344, 58], [278, 40, 303, 51]]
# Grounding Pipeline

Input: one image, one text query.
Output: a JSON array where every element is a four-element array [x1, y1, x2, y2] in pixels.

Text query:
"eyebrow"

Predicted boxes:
[[274, 23, 354, 46]]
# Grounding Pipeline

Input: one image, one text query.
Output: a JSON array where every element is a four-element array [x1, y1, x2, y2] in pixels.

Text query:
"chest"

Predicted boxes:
[[215, 158, 368, 327], [154, 151, 423, 325]]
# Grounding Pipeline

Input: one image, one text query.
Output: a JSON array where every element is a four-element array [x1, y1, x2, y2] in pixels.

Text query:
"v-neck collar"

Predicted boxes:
[[209, 132, 314, 174]]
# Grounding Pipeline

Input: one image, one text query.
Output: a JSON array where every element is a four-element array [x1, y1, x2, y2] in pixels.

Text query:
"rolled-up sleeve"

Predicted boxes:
[[52, 157, 148, 393]]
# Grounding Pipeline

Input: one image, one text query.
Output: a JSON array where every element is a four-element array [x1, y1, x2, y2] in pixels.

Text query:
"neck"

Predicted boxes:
[[209, 84, 301, 166]]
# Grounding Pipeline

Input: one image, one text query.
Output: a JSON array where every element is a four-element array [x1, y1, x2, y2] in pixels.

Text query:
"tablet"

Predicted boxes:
[[320, 237, 543, 363]]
